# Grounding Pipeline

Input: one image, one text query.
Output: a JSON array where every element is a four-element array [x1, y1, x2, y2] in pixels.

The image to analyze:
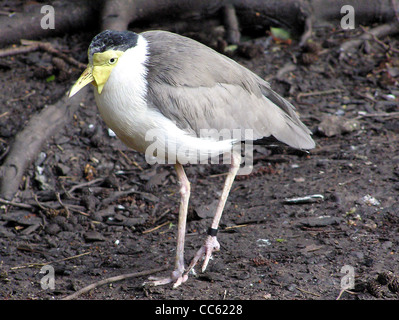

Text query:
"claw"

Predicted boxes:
[[145, 271, 188, 288], [143, 236, 221, 288], [186, 235, 220, 274]]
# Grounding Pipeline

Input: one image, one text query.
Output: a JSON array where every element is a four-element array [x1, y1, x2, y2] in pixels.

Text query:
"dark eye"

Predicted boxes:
[[109, 57, 117, 64]]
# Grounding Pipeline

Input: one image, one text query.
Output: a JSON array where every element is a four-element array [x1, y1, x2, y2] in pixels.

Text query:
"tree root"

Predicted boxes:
[[0, 88, 89, 200]]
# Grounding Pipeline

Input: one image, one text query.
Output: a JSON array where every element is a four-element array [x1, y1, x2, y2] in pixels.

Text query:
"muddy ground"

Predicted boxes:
[[1, 12, 399, 300]]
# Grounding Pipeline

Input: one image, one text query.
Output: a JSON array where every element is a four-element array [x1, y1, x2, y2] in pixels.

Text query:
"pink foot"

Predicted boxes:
[[144, 236, 221, 288], [145, 268, 188, 288], [186, 235, 220, 274]]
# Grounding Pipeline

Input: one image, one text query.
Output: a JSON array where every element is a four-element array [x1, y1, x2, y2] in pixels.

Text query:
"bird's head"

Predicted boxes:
[[69, 30, 139, 97]]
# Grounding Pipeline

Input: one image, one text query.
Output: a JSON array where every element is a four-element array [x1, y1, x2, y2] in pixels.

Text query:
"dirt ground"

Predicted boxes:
[[1, 12, 399, 300]]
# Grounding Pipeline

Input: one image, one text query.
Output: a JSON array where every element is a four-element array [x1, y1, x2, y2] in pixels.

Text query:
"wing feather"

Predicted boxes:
[[142, 30, 315, 150]]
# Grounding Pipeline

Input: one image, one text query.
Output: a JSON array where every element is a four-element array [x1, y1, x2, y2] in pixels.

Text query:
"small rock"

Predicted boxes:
[[54, 163, 70, 176], [300, 216, 343, 227], [361, 194, 380, 206], [381, 241, 393, 251], [84, 230, 105, 242], [45, 223, 61, 235], [286, 283, 297, 292], [0, 226, 15, 238], [123, 217, 146, 227], [20, 224, 41, 235], [388, 278, 399, 293], [237, 43, 264, 59], [377, 271, 394, 285], [194, 200, 220, 219], [2, 211, 42, 226], [317, 114, 360, 137]]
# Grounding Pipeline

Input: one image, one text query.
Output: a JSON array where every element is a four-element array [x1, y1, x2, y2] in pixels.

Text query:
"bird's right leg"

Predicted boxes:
[[145, 162, 190, 288]]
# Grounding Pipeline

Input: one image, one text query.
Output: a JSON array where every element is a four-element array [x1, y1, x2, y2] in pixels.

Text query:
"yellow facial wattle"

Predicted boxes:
[[69, 50, 124, 97]]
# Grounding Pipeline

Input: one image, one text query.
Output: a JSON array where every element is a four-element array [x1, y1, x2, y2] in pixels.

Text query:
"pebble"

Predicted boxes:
[[83, 230, 105, 242], [45, 223, 61, 235]]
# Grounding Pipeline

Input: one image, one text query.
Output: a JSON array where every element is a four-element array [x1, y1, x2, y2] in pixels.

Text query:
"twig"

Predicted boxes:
[[355, 111, 399, 120], [0, 39, 86, 69], [67, 206, 90, 216], [20, 39, 86, 69], [0, 44, 38, 58], [275, 62, 296, 81], [62, 265, 169, 300], [336, 288, 357, 300], [11, 251, 91, 270], [152, 208, 172, 224], [224, 224, 249, 231], [0, 197, 89, 216], [209, 172, 229, 178], [33, 194, 47, 211], [7, 90, 36, 103], [118, 150, 144, 171], [297, 89, 343, 101], [142, 220, 171, 234], [283, 194, 324, 204], [68, 177, 104, 194], [0, 198, 34, 209], [297, 286, 321, 297], [0, 111, 10, 119], [55, 192, 70, 218]]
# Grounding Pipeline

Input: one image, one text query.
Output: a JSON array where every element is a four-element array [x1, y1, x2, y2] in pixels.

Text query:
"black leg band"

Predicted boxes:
[[207, 227, 218, 237]]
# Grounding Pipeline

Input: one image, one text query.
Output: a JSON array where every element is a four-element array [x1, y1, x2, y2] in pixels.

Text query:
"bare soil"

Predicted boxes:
[[1, 20, 399, 300]]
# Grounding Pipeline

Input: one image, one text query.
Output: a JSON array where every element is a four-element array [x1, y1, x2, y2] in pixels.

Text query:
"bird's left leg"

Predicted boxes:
[[146, 162, 190, 288], [186, 151, 241, 275]]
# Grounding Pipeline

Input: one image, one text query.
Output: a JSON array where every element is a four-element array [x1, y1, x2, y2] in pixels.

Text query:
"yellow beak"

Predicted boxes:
[[69, 66, 95, 98]]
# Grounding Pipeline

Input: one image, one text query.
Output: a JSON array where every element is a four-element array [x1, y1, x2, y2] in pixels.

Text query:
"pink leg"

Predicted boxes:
[[186, 152, 241, 275], [146, 163, 190, 288]]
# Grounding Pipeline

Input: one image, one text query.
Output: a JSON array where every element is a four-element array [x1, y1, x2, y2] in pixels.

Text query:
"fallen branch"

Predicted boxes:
[[62, 265, 169, 300], [0, 87, 89, 200], [339, 22, 399, 58], [359, 25, 399, 53]]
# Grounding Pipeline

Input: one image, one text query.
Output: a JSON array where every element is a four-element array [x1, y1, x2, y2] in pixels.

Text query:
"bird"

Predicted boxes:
[[69, 29, 315, 288]]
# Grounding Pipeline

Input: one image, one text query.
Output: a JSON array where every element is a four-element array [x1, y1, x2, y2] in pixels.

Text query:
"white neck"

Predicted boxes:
[[94, 35, 150, 151], [103, 34, 149, 106]]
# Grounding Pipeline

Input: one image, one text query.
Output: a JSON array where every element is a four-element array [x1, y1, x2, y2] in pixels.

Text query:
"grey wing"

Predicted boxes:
[[142, 30, 315, 150]]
